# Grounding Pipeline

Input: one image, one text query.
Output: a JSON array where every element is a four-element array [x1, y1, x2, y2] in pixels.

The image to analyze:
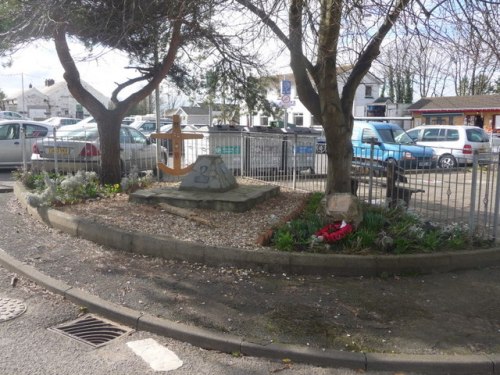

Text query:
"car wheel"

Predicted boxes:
[[438, 154, 457, 169]]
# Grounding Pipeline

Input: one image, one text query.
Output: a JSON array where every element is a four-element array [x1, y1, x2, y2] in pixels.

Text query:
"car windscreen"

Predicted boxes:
[[378, 128, 414, 144], [466, 128, 489, 142], [56, 128, 99, 141]]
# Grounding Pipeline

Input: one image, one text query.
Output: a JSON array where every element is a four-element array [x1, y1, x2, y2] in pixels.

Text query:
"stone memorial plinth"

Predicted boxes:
[[179, 155, 237, 192]]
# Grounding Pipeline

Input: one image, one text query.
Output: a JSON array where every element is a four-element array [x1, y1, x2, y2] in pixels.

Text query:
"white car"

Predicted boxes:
[[0, 111, 26, 120], [0, 120, 55, 169], [42, 117, 81, 128], [129, 119, 173, 137], [31, 124, 167, 175], [406, 125, 491, 168]]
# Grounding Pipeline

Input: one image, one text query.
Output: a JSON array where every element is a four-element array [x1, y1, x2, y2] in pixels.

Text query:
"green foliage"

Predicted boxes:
[[273, 229, 295, 251], [271, 195, 477, 255], [271, 192, 324, 252]]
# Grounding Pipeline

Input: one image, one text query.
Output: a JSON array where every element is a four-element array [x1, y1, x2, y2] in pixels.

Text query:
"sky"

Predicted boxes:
[[0, 40, 132, 98]]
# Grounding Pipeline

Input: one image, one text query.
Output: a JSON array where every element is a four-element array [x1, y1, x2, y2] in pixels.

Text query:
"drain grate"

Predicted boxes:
[[49, 314, 134, 347]]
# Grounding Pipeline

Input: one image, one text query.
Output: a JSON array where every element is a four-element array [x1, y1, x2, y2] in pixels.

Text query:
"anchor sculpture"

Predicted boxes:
[[150, 115, 204, 176]]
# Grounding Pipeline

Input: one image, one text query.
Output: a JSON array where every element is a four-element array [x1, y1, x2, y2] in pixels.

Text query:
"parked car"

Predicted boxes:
[[42, 117, 81, 128], [406, 125, 491, 168], [0, 111, 26, 120], [0, 120, 55, 169], [351, 121, 435, 169], [129, 119, 173, 137], [31, 124, 167, 175]]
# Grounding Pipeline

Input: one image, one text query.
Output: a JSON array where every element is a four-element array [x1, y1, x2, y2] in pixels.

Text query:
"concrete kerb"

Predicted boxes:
[[13, 181, 500, 277], [6, 182, 500, 373]]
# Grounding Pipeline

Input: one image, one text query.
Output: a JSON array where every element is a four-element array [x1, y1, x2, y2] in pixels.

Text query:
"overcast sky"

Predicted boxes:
[[0, 40, 132, 98]]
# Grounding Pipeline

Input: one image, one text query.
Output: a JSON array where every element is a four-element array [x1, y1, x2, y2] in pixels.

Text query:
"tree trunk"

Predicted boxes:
[[323, 114, 353, 195], [97, 114, 123, 185]]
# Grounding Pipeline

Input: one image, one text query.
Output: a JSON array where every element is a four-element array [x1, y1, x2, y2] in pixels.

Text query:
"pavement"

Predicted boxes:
[[1, 181, 500, 374]]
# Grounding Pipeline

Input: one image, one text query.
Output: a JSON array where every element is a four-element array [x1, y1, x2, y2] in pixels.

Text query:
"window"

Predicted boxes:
[[24, 124, 48, 138], [422, 128, 445, 141], [129, 128, 148, 144], [0, 124, 19, 140], [365, 85, 373, 98], [120, 128, 132, 144], [260, 116, 268, 126], [446, 129, 459, 141], [361, 128, 378, 143], [293, 113, 304, 126], [311, 115, 321, 126]]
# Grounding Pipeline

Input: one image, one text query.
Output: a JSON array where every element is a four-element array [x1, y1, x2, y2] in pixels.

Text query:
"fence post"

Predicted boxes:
[[240, 132, 245, 177], [492, 153, 500, 240], [21, 125, 27, 171], [469, 150, 479, 238], [368, 139, 375, 204], [53, 127, 58, 174], [292, 133, 297, 190]]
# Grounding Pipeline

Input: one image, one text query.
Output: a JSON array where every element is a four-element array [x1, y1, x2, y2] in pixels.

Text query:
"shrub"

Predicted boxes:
[[15, 170, 152, 207]]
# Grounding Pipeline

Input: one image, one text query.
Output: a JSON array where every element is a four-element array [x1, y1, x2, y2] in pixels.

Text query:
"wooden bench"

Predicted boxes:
[[351, 161, 425, 208]]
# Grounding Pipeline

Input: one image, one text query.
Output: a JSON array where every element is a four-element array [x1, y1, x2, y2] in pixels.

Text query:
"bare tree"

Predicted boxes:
[[235, 0, 436, 194]]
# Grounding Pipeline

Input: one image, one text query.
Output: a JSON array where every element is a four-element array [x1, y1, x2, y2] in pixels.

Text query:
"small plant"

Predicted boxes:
[[273, 228, 295, 251], [120, 167, 154, 193]]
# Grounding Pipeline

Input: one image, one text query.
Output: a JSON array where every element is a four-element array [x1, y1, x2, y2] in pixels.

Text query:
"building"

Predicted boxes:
[[408, 95, 500, 132], [1, 80, 110, 120], [239, 67, 384, 127]]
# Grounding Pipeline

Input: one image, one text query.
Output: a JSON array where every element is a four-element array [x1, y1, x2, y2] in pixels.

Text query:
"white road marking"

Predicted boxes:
[[127, 338, 183, 372]]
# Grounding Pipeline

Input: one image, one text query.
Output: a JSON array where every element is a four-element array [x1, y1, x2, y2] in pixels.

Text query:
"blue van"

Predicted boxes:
[[351, 121, 435, 169]]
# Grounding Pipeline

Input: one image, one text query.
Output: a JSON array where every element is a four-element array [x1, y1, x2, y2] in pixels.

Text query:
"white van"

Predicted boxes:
[[406, 125, 491, 168]]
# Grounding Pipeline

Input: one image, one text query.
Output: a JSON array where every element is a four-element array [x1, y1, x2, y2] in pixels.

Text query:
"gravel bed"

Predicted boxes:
[[58, 179, 310, 250]]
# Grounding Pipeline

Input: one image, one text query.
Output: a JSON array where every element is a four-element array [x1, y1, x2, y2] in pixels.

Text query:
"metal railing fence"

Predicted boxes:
[[23, 128, 500, 240]]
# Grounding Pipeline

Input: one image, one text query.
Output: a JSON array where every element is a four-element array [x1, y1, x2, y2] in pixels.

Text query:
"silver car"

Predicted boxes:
[[31, 124, 167, 174], [406, 125, 491, 168], [0, 120, 55, 169]]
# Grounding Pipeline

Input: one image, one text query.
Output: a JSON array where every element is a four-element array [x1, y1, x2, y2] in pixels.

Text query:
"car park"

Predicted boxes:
[[406, 125, 491, 168], [351, 121, 435, 169], [31, 124, 167, 174], [0, 120, 55, 168]]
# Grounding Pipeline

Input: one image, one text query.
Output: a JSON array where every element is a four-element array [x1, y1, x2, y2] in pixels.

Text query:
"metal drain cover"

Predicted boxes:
[[0, 298, 27, 322], [49, 314, 133, 347]]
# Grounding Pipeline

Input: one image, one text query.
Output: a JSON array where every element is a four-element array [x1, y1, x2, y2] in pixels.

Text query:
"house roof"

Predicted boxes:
[[178, 106, 209, 115], [408, 95, 500, 113], [4, 87, 47, 100], [372, 96, 393, 104]]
